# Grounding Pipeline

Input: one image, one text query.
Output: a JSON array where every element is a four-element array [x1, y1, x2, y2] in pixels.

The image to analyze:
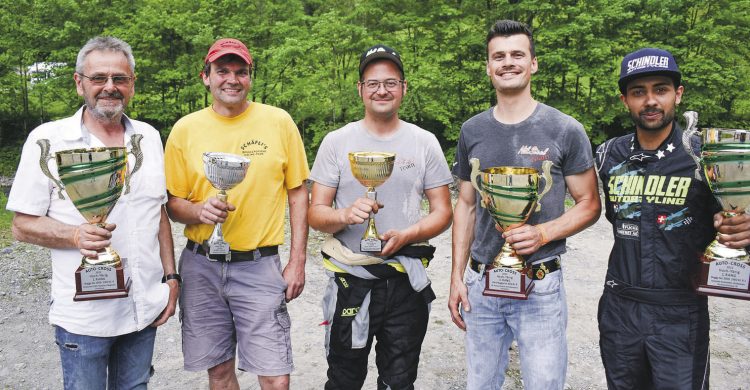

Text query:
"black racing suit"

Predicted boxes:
[[323, 246, 436, 390], [595, 123, 719, 390]]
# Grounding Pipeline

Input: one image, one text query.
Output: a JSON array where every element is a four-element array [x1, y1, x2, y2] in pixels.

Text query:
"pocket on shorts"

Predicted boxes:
[[265, 255, 288, 291], [275, 303, 293, 365]]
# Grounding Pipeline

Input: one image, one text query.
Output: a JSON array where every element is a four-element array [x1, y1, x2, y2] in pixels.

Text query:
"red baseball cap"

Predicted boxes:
[[204, 38, 253, 66]]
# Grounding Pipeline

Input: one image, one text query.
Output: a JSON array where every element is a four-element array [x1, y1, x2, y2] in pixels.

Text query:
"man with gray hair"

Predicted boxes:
[[6, 36, 178, 388]]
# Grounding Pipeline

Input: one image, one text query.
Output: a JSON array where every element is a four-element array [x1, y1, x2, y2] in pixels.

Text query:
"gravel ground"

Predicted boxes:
[[1, 208, 749, 389]]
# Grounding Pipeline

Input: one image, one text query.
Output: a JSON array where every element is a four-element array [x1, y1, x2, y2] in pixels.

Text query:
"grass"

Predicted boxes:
[[0, 192, 13, 247]]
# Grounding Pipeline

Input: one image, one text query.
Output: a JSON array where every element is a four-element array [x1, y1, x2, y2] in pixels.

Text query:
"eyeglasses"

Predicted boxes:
[[360, 79, 404, 92], [79, 73, 135, 86]]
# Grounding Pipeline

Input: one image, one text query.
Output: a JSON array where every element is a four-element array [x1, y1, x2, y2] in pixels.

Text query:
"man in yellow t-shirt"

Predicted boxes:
[[164, 38, 309, 390]]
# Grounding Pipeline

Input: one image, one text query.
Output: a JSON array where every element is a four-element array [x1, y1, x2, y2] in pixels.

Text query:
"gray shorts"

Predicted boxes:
[[178, 246, 293, 375]]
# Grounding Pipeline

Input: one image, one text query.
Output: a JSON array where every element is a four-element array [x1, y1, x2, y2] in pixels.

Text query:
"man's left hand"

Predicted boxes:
[[378, 229, 409, 257], [282, 260, 306, 302], [714, 212, 750, 248], [501, 224, 544, 255], [151, 279, 179, 327]]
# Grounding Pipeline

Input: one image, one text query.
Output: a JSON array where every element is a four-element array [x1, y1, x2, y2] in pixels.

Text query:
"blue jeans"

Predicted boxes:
[[462, 265, 568, 390], [55, 325, 156, 390]]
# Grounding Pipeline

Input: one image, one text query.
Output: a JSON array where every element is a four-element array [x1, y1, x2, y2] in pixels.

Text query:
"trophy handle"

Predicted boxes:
[[124, 134, 144, 195], [682, 111, 703, 181], [469, 158, 487, 209], [535, 160, 554, 212], [36, 139, 65, 200]]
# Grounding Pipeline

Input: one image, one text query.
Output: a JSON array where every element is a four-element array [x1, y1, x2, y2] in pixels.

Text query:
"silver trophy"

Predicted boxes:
[[203, 152, 250, 259]]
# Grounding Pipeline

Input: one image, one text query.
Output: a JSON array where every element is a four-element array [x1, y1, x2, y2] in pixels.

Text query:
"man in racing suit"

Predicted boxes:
[[595, 48, 720, 389]]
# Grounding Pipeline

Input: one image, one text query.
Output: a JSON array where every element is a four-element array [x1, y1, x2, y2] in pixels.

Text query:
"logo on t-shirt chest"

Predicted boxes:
[[517, 145, 550, 162], [396, 157, 416, 172], [240, 139, 268, 157]]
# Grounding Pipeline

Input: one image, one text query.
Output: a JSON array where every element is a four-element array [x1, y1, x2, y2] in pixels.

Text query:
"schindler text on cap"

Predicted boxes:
[[627, 56, 670, 74]]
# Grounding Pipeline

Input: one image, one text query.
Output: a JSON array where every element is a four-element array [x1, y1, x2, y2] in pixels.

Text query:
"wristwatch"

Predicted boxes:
[[162, 273, 182, 286]]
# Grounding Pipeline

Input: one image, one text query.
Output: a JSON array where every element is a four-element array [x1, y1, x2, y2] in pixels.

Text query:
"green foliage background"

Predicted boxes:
[[0, 192, 12, 246], [1, 0, 749, 170]]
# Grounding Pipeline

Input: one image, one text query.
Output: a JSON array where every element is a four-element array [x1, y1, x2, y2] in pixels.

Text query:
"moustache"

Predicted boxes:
[[97, 91, 124, 100], [639, 108, 663, 116]]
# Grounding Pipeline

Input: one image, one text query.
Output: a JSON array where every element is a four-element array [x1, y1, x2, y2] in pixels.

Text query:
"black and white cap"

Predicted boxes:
[[618, 48, 681, 93], [359, 44, 404, 78]]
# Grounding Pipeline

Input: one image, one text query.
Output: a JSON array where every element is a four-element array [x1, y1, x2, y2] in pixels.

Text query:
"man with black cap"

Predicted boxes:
[[307, 44, 452, 389], [164, 38, 309, 389], [595, 47, 722, 389]]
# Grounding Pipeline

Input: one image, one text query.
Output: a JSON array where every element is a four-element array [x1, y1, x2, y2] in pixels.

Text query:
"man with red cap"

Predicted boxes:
[[164, 38, 309, 390]]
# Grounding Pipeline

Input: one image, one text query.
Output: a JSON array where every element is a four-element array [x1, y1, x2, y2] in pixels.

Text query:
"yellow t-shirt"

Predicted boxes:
[[165, 103, 309, 250]]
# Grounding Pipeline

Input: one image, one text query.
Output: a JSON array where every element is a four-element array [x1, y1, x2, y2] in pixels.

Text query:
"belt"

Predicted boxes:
[[186, 240, 278, 262], [469, 256, 561, 280], [603, 274, 704, 306]]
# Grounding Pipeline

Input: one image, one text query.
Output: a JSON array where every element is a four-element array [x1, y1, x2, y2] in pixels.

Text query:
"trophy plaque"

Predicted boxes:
[[469, 158, 553, 299], [348, 152, 396, 252], [683, 111, 750, 300], [203, 152, 250, 259], [38, 134, 143, 301]]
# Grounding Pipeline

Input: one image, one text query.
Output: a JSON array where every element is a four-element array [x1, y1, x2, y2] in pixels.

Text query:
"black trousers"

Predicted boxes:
[[325, 274, 429, 390], [598, 291, 710, 390]]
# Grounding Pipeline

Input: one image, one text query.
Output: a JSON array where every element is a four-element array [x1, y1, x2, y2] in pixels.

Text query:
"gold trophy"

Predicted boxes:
[[348, 152, 396, 252], [470, 158, 553, 299], [683, 111, 750, 299], [38, 135, 143, 301], [203, 152, 250, 260]]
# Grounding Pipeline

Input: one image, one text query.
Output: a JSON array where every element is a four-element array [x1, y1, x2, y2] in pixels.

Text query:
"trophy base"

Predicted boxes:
[[360, 237, 382, 252], [208, 241, 230, 255], [483, 266, 534, 300], [694, 258, 750, 300], [74, 261, 131, 301]]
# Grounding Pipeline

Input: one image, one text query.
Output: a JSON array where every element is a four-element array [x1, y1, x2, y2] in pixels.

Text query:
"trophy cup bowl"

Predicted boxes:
[[37, 135, 144, 301], [348, 151, 396, 252], [202, 152, 250, 258], [682, 111, 750, 299], [57, 147, 128, 266], [469, 158, 553, 299]]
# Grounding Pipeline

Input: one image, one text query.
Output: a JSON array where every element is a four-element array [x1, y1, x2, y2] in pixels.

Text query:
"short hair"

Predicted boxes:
[[202, 54, 251, 77], [75, 36, 135, 74], [486, 20, 535, 57]]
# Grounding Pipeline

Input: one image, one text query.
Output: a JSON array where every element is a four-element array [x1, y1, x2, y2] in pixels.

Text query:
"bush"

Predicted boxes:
[[0, 192, 13, 247], [0, 144, 21, 178]]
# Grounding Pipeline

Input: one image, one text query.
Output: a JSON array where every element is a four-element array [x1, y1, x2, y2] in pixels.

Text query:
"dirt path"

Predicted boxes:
[[1, 210, 749, 389]]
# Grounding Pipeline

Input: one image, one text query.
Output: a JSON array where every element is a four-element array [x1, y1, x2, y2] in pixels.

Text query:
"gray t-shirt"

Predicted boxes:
[[310, 120, 453, 254], [453, 103, 593, 264]]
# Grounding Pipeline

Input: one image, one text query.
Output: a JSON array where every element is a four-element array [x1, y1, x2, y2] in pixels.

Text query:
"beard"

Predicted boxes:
[[84, 91, 125, 121], [630, 107, 675, 132]]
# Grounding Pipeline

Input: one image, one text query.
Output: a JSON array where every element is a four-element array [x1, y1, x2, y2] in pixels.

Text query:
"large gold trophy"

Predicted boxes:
[[38, 135, 143, 301], [683, 111, 750, 300], [202, 152, 250, 260], [348, 152, 396, 252], [470, 158, 553, 299]]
